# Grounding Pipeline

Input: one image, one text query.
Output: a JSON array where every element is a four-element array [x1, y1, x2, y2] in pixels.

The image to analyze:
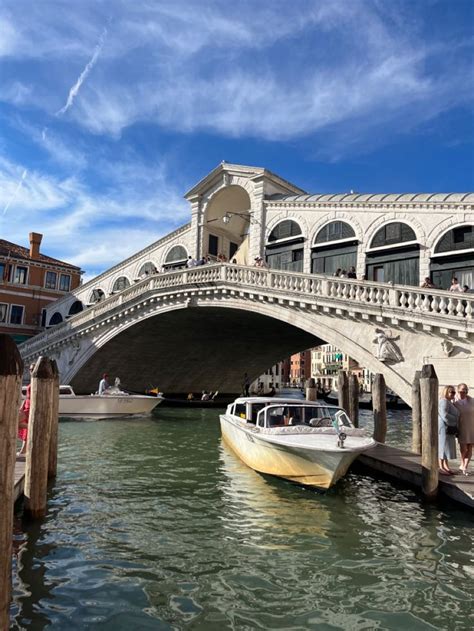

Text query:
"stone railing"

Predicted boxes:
[[19, 263, 473, 357]]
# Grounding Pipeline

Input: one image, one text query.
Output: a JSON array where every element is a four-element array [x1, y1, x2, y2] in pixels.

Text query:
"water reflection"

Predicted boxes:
[[9, 409, 474, 630]]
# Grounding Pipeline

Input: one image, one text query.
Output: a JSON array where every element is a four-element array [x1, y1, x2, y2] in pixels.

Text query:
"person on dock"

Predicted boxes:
[[17, 363, 34, 456], [187, 392, 194, 401], [438, 385, 460, 475], [454, 383, 474, 476], [98, 373, 110, 395]]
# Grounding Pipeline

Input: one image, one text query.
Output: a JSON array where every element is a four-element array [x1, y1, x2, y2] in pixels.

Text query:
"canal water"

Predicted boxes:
[[11, 407, 473, 630]]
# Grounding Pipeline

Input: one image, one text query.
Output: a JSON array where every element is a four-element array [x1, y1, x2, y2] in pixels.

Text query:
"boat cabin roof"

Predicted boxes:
[[232, 397, 339, 408]]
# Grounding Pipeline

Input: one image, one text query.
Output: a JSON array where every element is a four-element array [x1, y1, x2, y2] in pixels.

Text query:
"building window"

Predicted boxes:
[[14, 266, 28, 285], [315, 221, 355, 244], [208, 234, 219, 256], [10, 305, 24, 324], [59, 274, 71, 291], [49, 312, 63, 326], [138, 262, 157, 278], [0, 263, 12, 282], [0, 303, 7, 323], [45, 271, 57, 289], [41, 309, 47, 327], [370, 223, 416, 248], [268, 220, 302, 242], [163, 245, 188, 270], [90, 289, 105, 303], [112, 276, 131, 292], [229, 242, 238, 260]]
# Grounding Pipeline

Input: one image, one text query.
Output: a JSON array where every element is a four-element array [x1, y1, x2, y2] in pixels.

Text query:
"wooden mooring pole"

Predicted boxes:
[[306, 377, 317, 402], [337, 370, 349, 414], [348, 373, 359, 427], [412, 370, 422, 455], [0, 334, 23, 630], [372, 373, 387, 443], [420, 364, 439, 499], [24, 356, 55, 519], [48, 360, 60, 480]]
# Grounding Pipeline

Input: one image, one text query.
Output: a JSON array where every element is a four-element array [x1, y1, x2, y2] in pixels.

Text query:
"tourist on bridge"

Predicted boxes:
[[187, 256, 196, 268], [420, 277, 436, 289], [448, 277, 463, 292], [438, 385, 460, 475], [347, 267, 357, 279], [454, 383, 474, 476], [98, 373, 110, 395]]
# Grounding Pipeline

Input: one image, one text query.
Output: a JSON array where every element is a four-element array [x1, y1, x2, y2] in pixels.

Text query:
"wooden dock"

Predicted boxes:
[[14, 458, 25, 504], [357, 444, 474, 509]]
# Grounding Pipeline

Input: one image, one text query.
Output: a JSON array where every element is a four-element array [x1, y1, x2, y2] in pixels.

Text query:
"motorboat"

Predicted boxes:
[[22, 384, 163, 419], [219, 397, 376, 489]]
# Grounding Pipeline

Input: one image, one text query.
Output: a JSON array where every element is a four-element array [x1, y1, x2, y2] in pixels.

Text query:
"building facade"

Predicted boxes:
[[0, 233, 82, 343], [40, 162, 473, 325]]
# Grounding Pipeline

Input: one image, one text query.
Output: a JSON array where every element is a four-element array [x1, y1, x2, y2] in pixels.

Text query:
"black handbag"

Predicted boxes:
[[446, 425, 458, 436]]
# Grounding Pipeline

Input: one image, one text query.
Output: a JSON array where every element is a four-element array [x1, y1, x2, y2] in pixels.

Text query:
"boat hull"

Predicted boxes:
[[220, 415, 373, 489], [59, 395, 162, 418]]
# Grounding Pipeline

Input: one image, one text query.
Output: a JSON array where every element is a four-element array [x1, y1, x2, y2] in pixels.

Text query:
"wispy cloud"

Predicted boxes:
[[2, 168, 28, 215], [56, 27, 107, 116]]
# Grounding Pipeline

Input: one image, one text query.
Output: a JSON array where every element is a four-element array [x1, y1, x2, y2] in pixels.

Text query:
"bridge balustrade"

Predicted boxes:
[[18, 263, 473, 359]]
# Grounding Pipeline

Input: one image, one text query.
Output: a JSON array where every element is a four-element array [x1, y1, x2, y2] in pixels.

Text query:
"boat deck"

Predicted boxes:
[[357, 444, 474, 508]]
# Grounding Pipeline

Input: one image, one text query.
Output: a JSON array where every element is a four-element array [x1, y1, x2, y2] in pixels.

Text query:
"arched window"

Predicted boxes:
[[315, 221, 355, 244], [370, 222, 416, 249], [49, 312, 63, 326], [163, 245, 188, 270], [138, 261, 158, 278], [312, 222, 358, 275], [112, 276, 131, 292], [434, 225, 473, 254], [89, 288, 105, 304], [366, 222, 419, 286], [265, 220, 304, 272], [68, 300, 83, 316], [431, 225, 474, 290], [268, 220, 302, 242]]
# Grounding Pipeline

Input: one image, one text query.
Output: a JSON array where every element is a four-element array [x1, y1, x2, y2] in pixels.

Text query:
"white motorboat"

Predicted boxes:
[[22, 384, 163, 419], [220, 397, 376, 489]]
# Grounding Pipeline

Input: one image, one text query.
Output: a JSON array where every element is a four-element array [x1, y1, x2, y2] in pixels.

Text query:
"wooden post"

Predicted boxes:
[[306, 377, 317, 402], [24, 356, 54, 519], [48, 360, 60, 479], [420, 364, 439, 499], [372, 373, 387, 443], [411, 370, 422, 454], [0, 334, 23, 630], [348, 373, 359, 427], [337, 370, 349, 413]]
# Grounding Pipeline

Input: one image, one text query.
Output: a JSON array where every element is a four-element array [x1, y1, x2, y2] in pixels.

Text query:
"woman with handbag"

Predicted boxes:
[[438, 385, 460, 475], [454, 383, 474, 476]]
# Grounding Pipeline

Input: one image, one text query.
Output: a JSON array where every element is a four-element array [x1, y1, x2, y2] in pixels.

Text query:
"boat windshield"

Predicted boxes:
[[258, 405, 352, 429]]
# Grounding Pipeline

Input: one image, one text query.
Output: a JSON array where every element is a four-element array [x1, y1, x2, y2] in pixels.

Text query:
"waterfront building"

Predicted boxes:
[[310, 344, 362, 391], [0, 233, 82, 343]]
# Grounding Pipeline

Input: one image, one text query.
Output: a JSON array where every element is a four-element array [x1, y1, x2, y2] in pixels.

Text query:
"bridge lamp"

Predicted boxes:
[[221, 211, 259, 225]]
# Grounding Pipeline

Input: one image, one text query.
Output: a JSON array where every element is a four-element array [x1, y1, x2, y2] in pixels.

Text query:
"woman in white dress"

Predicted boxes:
[[454, 383, 474, 476]]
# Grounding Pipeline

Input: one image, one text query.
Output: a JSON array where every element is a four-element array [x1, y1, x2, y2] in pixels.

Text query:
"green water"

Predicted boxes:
[[11, 408, 473, 630]]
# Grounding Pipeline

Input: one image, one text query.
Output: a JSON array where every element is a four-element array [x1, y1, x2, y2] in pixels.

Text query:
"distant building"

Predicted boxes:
[[311, 344, 367, 391], [0, 233, 82, 343]]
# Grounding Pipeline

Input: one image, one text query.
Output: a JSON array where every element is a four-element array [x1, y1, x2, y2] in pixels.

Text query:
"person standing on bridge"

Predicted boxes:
[[17, 363, 34, 456], [454, 383, 474, 476]]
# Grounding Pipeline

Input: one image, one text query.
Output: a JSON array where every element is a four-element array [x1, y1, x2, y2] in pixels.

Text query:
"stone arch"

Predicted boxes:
[[111, 275, 132, 294], [61, 298, 412, 402], [88, 288, 106, 304], [135, 260, 158, 279], [308, 213, 363, 247], [161, 244, 189, 269], [364, 216, 425, 250], [49, 312, 63, 326], [426, 220, 474, 254], [68, 300, 83, 316], [264, 215, 308, 243]]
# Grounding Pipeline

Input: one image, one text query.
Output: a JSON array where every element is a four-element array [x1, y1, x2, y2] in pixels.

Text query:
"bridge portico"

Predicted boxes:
[[19, 264, 473, 402]]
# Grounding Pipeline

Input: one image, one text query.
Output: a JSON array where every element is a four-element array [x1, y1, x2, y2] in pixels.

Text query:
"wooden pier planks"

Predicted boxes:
[[358, 444, 474, 509], [14, 459, 25, 504]]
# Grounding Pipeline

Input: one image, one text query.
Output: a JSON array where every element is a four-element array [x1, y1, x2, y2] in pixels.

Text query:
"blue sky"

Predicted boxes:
[[1, 0, 473, 281]]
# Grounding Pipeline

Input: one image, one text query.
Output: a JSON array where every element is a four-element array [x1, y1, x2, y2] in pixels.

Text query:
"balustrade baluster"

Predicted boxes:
[[414, 293, 423, 311], [407, 292, 415, 311], [456, 299, 465, 317], [447, 298, 456, 316], [438, 296, 447, 314], [422, 294, 431, 312], [465, 300, 473, 319]]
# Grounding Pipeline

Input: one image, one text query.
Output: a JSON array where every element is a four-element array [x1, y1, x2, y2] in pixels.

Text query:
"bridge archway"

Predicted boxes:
[[265, 219, 304, 272], [311, 221, 358, 275], [204, 185, 251, 262], [366, 221, 420, 286], [430, 224, 474, 290]]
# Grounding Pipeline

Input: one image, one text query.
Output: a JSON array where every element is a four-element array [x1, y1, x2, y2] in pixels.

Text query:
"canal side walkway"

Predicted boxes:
[[13, 446, 474, 509], [357, 444, 474, 508]]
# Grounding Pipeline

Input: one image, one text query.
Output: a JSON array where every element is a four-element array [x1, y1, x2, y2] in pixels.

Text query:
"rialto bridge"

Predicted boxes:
[[19, 163, 473, 400]]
